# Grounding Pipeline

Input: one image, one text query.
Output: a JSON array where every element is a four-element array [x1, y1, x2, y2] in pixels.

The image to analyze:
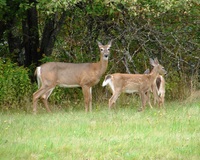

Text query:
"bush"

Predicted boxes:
[[0, 58, 33, 109]]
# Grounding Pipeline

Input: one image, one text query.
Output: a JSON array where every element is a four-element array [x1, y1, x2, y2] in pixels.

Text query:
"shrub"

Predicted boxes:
[[0, 58, 33, 109]]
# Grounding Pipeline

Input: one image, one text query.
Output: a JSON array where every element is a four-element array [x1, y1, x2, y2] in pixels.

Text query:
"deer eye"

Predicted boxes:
[[100, 48, 104, 52]]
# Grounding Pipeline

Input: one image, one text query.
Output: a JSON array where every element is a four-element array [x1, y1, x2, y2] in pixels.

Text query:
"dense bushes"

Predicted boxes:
[[0, 58, 86, 110], [0, 57, 198, 110], [0, 0, 199, 109], [0, 59, 34, 109]]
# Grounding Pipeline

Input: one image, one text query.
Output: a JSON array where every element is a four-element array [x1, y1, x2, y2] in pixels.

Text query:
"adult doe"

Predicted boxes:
[[33, 41, 112, 113]]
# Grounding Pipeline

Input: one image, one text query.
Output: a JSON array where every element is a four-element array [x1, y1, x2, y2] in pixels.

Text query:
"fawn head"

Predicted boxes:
[[150, 58, 167, 75]]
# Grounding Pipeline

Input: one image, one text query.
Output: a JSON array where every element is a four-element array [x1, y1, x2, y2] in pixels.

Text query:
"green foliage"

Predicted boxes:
[[0, 0, 199, 107], [37, 0, 83, 16], [0, 58, 33, 108], [0, 0, 6, 9]]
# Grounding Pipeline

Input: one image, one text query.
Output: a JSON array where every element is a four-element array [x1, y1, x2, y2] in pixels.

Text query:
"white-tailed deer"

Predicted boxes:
[[102, 58, 166, 111], [144, 69, 166, 108], [33, 40, 112, 113], [153, 75, 165, 107]]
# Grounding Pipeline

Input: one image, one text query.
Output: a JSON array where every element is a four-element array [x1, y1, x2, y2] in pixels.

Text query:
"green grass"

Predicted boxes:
[[0, 100, 199, 160]]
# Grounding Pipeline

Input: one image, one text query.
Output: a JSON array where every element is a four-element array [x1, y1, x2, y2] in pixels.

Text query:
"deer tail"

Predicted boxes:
[[102, 75, 112, 87], [35, 67, 42, 89]]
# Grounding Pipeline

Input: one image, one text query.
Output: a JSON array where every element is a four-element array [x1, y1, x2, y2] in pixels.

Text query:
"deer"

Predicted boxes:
[[153, 75, 166, 107], [144, 69, 166, 108], [33, 40, 112, 113], [102, 58, 167, 111]]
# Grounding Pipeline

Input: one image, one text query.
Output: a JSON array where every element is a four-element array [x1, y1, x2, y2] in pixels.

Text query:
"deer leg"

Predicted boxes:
[[160, 93, 165, 108], [144, 93, 148, 110], [159, 98, 163, 109], [158, 96, 163, 109], [33, 86, 53, 113], [33, 87, 46, 113], [82, 86, 92, 112], [162, 96, 165, 108], [41, 88, 54, 113], [154, 95, 158, 106], [146, 91, 153, 109], [152, 86, 158, 106], [109, 92, 120, 109], [88, 87, 92, 112], [138, 92, 148, 112], [33, 98, 39, 114]]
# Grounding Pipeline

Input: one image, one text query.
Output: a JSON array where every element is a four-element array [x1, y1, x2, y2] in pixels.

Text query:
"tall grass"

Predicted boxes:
[[0, 100, 199, 160]]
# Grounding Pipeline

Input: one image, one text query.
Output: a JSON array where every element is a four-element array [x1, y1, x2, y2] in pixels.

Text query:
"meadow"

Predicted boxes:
[[0, 98, 199, 160]]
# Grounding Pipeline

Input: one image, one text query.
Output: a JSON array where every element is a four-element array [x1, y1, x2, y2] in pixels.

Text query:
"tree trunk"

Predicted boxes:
[[0, 21, 6, 42], [23, 0, 39, 67], [7, 19, 21, 57], [5, 0, 21, 63], [40, 11, 67, 57]]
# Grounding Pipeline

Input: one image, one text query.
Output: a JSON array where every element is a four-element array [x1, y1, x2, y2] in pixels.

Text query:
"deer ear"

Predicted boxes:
[[107, 40, 112, 47], [144, 69, 150, 74], [154, 58, 159, 64], [150, 58, 155, 66], [97, 41, 102, 47]]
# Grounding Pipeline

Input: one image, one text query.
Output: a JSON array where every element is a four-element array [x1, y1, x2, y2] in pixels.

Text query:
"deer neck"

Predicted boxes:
[[149, 67, 159, 84], [96, 55, 108, 76]]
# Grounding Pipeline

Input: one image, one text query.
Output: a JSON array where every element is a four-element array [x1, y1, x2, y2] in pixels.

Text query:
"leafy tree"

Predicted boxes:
[[0, 0, 82, 66], [0, 0, 199, 103]]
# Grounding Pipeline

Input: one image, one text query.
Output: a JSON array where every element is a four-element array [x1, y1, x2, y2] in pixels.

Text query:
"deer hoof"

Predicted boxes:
[[138, 108, 143, 112]]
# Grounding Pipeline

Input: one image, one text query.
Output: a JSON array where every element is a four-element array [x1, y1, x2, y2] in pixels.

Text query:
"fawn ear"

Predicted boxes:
[[144, 69, 150, 74], [150, 58, 155, 66], [154, 58, 159, 64]]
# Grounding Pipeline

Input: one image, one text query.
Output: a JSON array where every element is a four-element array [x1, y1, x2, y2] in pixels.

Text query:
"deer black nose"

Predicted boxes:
[[163, 70, 167, 75]]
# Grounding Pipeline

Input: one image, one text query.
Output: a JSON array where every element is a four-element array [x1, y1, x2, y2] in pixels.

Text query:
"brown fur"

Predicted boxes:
[[33, 41, 112, 113], [102, 58, 166, 111]]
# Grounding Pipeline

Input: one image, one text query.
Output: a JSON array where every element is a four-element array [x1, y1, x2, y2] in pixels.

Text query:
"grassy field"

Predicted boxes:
[[0, 99, 199, 160]]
